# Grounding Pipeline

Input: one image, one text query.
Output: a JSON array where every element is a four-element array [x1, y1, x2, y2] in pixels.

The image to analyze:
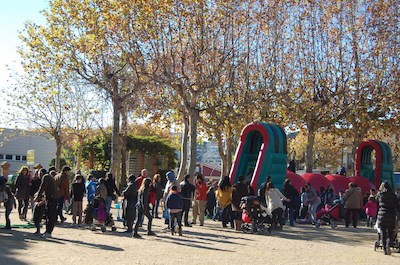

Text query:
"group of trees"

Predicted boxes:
[[2, 0, 399, 183]]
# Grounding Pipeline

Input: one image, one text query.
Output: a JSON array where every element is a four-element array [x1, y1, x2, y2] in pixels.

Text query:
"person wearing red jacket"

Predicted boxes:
[[192, 174, 207, 226]]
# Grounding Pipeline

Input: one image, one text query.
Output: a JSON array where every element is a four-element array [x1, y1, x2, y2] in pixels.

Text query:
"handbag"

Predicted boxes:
[[163, 208, 169, 219]]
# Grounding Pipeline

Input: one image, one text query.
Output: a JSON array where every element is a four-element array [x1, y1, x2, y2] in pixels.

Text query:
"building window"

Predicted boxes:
[[15, 155, 21, 161], [22, 156, 27, 161], [5, 154, 13, 160], [0, 154, 4, 159]]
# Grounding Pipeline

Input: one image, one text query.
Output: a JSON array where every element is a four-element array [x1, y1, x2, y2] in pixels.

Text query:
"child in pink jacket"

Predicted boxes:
[[365, 196, 377, 228]]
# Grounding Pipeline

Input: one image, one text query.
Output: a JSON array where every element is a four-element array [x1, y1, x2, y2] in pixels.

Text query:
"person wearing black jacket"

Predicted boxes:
[[35, 172, 57, 238], [30, 169, 43, 213], [122, 175, 137, 233], [377, 181, 400, 255], [282, 178, 299, 226], [133, 178, 155, 238], [70, 175, 85, 226], [180, 175, 195, 227], [231, 175, 249, 231], [105, 172, 120, 214]]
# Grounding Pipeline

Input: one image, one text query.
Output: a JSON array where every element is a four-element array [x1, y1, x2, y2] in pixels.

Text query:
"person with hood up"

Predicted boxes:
[[163, 170, 180, 228]]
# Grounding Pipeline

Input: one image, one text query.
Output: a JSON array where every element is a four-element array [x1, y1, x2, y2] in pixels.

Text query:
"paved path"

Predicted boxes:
[[0, 207, 398, 265]]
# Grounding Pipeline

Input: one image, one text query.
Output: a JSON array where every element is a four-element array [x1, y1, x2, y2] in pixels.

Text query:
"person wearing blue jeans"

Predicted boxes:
[[282, 179, 299, 226], [151, 174, 163, 218]]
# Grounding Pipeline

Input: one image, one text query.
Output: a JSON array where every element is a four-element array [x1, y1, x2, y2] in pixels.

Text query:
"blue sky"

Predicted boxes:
[[0, 0, 48, 125]]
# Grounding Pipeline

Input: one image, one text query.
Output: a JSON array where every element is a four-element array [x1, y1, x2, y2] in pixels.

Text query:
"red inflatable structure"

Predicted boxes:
[[286, 170, 307, 192], [348, 176, 375, 195], [325, 174, 351, 193], [301, 173, 334, 192]]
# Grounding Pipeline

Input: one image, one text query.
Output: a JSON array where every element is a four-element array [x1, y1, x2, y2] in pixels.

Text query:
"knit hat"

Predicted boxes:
[[171, 185, 178, 191]]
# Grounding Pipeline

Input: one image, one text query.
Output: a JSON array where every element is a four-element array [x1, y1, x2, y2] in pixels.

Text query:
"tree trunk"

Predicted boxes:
[[89, 150, 94, 170], [152, 156, 159, 175], [225, 132, 234, 177], [76, 135, 84, 171], [351, 124, 365, 176], [120, 108, 128, 188], [305, 124, 316, 173], [177, 114, 189, 181], [216, 130, 227, 178], [54, 133, 62, 172], [188, 108, 199, 180], [110, 80, 121, 181]]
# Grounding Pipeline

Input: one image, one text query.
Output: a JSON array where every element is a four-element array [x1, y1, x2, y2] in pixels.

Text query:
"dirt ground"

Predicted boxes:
[[0, 204, 399, 265]]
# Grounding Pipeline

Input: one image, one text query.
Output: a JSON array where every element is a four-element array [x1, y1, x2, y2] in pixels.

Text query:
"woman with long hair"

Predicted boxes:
[[377, 181, 400, 255], [15, 166, 30, 220], [215, 176, 234, 228], [133, 178, 156, 238], [265, 182, 290, 230], [151, 174, 163, 218]]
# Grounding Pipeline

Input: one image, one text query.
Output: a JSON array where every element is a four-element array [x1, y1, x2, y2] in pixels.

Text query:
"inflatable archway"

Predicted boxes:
[[355, 140, 394, 189], [229, 122, 287, 190]]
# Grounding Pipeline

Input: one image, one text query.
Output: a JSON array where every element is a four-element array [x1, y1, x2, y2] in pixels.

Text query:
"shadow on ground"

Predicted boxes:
[[0, 229, 35, 265], [269, 222, 377, 246]]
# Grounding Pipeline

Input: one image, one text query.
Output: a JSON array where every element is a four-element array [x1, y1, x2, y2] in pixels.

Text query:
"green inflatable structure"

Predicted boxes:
[[229, 122, 287, 190]]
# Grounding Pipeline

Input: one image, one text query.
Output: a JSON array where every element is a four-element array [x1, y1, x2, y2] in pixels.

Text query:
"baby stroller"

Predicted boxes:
[[316, 203, 340, 228], [240, 196, 272, 235], [374, 218, 400, 253], [84, 196, 116, 233]]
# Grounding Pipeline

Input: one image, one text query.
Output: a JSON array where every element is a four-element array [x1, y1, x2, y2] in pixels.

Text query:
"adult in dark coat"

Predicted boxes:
[[15, 166, 30, 220], [30, 169, 43, 212], [122, 175, 137, 233], [133, 178, 155, 238], [282, 178, 299, 226], [377, 182, 400, 255], [105, 172, 120, 214], [231, 175, 249, 230], [151, 174, 163, 218], [36, 173, 57, 238], [180, 175, 195, 227]]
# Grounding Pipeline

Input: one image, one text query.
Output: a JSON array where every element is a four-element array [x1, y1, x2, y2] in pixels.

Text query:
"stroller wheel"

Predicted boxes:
[[241, 224, 252, 234], [91, 226, 96, 231], [111, 226, 117, 232], [257, 226, 265, 235], [101, 226, 107, 233], [315, 222, 321, 228], [330, 223, 337, 229]]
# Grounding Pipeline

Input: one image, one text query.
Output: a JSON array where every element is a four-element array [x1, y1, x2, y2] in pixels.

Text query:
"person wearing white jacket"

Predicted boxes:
[[265, 182, 290, 230]]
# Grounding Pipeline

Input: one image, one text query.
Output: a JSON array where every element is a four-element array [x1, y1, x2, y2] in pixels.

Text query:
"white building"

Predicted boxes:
[[201, 141, 222, 168], [0, 128, 56, 175]]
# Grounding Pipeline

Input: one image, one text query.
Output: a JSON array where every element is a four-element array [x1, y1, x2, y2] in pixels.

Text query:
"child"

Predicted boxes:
[[298, 187, 308, 220], [365, 195, 378, 228], [71, 175, 85, 227], [95, 178, 108, 201], [166, 185, 183, 236], [33, 194, 46, 235], [4, 186, 16, 230]]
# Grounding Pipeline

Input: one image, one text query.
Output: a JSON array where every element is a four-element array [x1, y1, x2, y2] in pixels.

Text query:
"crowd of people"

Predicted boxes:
[[0, 162, 399, 255]]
